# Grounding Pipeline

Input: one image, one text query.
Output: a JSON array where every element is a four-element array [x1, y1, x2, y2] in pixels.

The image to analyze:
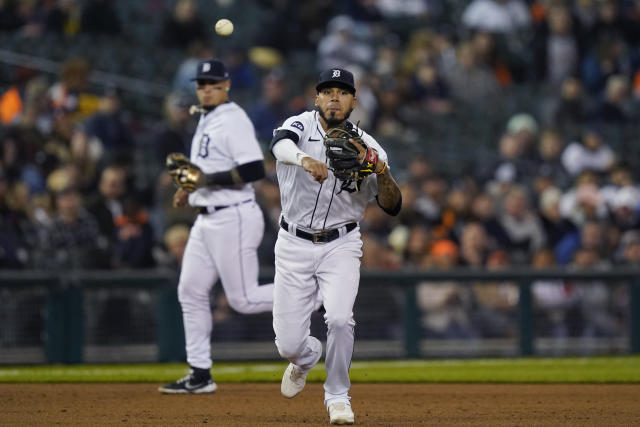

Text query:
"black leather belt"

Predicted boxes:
[[280, 218, 357, 244], [196, 199, 253, 215]]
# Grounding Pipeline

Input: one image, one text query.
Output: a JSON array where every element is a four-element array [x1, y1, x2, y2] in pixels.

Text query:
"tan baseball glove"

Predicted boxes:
[[166, 153, 202, 193]]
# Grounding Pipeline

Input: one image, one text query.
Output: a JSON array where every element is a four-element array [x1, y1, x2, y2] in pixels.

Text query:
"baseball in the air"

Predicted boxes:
[[215, 19, 234, 36]]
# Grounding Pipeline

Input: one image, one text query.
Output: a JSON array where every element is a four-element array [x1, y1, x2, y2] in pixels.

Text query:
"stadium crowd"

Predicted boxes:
[[1, 0, 639, 341]]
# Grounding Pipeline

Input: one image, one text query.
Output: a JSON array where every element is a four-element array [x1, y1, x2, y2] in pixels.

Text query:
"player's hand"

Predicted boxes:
[[173, 188, 189, 208], [349, 138, 367, 163], [301, 157, 328, 184]]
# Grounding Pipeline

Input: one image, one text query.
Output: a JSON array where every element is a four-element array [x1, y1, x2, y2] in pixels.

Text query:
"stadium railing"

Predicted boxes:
[[1, 268, 639, 364]]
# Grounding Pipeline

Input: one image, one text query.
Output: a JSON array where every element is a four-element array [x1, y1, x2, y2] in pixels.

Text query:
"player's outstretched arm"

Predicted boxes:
[[272, 138, 328, 184], [375, 160, 402, 216]]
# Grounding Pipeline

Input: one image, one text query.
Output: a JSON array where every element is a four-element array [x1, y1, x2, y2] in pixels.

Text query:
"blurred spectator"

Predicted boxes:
[[45, 0, 81, 35], [531, 247, 581, 341], [482, 132, 534, 186], [462, 0, 531, 34], [151, 92, 193, 165], [444, 41, 500, 105], [417, 239, 477, 339], [0, 67, 39, 126], [48, 58, 100, 122], [498, 186, 546, 264], [83, 87, 134, 163], [538, 186, 578, 251], [154, 223, 190, 269], [349, 67, 378, 129], [225, 49, 260, 92], [376, 0, 440, 19], [617, 230, 640, 264], [533, 4, 583, 87], [361, 231, 403, 270], [371, 78, 408, 141], [608, 186, 640, 232], [561, 125, 615, 177], [31, 167, 109, 269], [0, 167, 31, 268], [432, 187, 472, 241], [580, 33, 631, 94], [569, 246, 622, 340], [458, 221, 491, 267], [505, 112, 538, 157], [80, 0, 121, 36], [471, 249, 518, 338], [470, 191, 511, 248], [558, 171, 608, 228], [86, 164, 127, 245], [588, 0, 637, 47], [403, 224, 431, 266], [550, 77, 589, 140], [317, 15, 374, 71], [362, 203, 395, 241], [408, 61, 452, 114], [112, 193, 155, 268], [593, 74, 631, 124], [160, 0, 206, 48], [415, 174, 447, 225], [248, 70, 291, 144], [534, 129, 571, 191], [556, 220, 607, 266]]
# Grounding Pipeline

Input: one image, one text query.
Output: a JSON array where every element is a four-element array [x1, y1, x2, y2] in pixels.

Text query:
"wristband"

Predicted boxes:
[[376, 162, 388, 175]]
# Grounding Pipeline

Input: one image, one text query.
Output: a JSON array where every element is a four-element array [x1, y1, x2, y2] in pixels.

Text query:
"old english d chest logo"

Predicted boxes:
[[197, 134, 210, 158]]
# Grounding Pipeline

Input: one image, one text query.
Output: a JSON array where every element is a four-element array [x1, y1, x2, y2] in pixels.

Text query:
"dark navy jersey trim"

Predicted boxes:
[[309, 180, 323, 228], [269, 129, 300, 155], [323, 176, 338, 229]]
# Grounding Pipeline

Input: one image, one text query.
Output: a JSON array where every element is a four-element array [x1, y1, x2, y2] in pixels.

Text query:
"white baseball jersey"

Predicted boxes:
[[273, 110, 388, 230], [177, 101, 274, 371], [188, 101, 264, 207], [272, 110, 391, 410]]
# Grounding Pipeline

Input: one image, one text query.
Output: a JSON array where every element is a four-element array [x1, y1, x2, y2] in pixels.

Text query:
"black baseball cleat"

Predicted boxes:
[[158, 369, 218, 394]]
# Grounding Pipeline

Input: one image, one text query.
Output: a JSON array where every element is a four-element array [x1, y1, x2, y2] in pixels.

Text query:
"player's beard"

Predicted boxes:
[[318, 105, 353, 128]]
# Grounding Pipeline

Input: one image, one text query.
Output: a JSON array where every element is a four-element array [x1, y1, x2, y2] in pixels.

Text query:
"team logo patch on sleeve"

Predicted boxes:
[[290, 121, 304, 131]]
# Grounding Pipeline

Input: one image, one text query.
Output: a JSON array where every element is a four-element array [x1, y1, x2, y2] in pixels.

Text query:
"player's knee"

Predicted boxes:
[[325, 314, 355, 332], [276, 339, 306, 360], [177, 281, 208, 304]]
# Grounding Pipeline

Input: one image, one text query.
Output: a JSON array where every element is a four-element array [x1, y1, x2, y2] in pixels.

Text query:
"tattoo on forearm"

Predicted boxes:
[[377, 169, 401, 209]]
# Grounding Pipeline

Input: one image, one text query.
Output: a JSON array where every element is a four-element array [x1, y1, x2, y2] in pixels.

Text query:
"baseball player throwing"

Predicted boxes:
[[159, 58, 273, 394], [270, 68, 402, 424]]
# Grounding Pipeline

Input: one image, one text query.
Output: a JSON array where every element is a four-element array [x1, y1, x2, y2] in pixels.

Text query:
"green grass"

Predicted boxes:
[[1, 356, 640, 383]]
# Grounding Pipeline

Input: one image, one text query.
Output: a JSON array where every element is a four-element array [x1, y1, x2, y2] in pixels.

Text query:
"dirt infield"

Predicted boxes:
[[2, 383, 640, 426]]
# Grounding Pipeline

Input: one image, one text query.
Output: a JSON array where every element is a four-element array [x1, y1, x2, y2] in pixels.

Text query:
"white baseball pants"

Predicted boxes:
[[178, 201, 273, 369], [272, 226, 362, 406]]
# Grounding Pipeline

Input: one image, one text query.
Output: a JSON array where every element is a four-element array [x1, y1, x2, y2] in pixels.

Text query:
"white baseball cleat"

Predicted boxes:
[[281, 338, 322, 398], [280, 363, 307, 398], [328, 402, 354, 425]]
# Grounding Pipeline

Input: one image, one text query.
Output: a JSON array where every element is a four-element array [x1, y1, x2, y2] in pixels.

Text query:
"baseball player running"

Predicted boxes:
[[159, 58, 273, 394], [270, 68, 402, 424]]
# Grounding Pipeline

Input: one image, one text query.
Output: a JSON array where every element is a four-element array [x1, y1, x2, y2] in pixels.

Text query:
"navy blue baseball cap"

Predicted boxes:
[[316, 68, 356, 94], [191, 58, 229, 81]]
